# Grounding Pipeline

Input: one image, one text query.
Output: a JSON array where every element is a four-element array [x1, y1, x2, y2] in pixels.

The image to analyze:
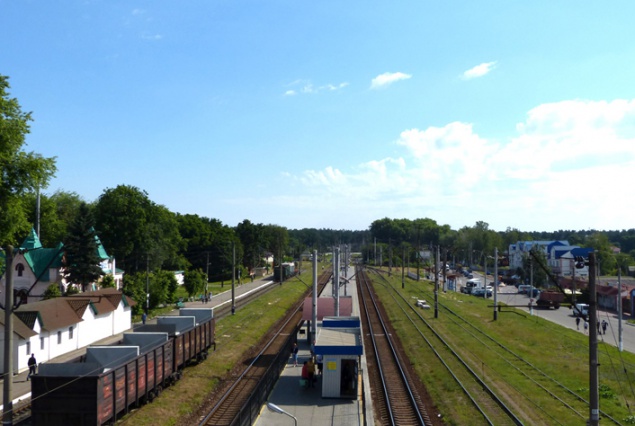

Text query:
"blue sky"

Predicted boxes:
[[3, 1, 635, 232]]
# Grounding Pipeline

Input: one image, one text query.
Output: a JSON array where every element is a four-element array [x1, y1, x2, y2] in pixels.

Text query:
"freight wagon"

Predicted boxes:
[[31, 308, 215, 426], [535, 290, 564, 309], [273, 262, 296, 282]]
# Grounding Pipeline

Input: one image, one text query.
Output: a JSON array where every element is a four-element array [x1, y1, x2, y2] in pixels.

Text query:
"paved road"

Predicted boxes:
[[452, 271, 635, 353]]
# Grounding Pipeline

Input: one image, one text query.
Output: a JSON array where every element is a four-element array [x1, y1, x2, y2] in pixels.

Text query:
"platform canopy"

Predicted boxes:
[[302, 297, 352, 321]]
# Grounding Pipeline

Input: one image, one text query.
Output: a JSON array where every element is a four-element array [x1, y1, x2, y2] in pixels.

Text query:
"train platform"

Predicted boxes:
[[254, 266, 374, 426]]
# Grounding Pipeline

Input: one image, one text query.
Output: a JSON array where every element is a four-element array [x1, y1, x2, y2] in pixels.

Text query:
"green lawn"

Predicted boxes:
[[370, 269, 635, 425]]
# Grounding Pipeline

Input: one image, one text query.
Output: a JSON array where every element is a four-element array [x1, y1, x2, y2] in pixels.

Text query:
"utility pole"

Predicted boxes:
[[311, 250, 318, 343], [205, 251, 210, 302], [231, 242, 236, 315], [618, 266, 623, 352], [434, 245, 439, 319], [374, 238, 377, 266], [334, 247, 340, 317], [401, 246, 405, 289], [588, 252, 599, 426], [493, 248, 498, 321], [146, 254, 150, 314], [529, 255, 534, 316], [3, 245, 14, 426]]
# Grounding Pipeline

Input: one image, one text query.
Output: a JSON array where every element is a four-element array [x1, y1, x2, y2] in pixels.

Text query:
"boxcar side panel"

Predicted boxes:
[[137, 356, 147, 398], [99, 373, 114, 426], [146, 352, 156, 393], [126, 362, 138, 408], [114, 367, 127, 418]]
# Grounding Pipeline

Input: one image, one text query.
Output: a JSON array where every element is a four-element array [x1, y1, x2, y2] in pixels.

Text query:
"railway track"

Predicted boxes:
[[197, 271, 332, 426], [369, 267, 627, 425], [368, 268, 522, 425], [357, 267, 432, 425], [13, 275, 328, 426]]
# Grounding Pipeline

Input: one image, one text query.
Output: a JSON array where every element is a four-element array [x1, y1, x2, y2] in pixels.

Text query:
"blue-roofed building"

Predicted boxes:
[[508, 240, 593, 278]]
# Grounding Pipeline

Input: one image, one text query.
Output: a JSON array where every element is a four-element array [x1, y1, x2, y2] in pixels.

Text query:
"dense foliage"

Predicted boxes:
[[0, 74, 57, 247]]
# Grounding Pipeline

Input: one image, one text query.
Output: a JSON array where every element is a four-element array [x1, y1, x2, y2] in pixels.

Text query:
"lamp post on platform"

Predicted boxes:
[[266, 403, 297, 426]]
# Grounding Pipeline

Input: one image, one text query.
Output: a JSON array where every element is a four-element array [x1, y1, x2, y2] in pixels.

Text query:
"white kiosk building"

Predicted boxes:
[[314, 316, 363, 399]]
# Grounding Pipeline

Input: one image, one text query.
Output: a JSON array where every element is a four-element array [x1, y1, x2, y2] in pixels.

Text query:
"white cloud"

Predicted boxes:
[[462, 61, 497, 80], [370, 72, 412, 90], [141, 33, 162, 41], [288, 98, 635, 231], [283, 80, 348, 96]]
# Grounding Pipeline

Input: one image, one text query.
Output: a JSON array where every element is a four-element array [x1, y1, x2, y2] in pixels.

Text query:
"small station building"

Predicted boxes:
[[313, 316, 363, 399]]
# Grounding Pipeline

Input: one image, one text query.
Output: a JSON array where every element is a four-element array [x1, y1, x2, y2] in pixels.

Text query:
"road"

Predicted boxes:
[[453, 272, 635, 354]]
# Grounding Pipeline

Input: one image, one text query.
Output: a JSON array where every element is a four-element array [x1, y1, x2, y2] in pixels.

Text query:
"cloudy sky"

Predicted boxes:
[[3, 1, 634, 232]]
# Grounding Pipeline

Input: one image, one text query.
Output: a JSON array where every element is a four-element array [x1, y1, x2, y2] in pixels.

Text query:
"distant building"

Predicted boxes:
[[508, 240, 593, 278], [0, 287, 134, 375], [0, 228, 124, 304]]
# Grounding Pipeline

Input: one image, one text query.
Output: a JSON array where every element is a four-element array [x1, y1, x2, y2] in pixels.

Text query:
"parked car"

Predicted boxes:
[[473, 288, 492, 298], [518, 285, 532, 294]]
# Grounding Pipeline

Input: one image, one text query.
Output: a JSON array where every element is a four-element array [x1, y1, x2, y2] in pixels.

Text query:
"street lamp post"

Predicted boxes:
[[266, 402, 297, 426]]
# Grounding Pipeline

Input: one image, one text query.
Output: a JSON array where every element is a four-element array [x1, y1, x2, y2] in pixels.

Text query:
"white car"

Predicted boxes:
[[416, 299, 431, 309]]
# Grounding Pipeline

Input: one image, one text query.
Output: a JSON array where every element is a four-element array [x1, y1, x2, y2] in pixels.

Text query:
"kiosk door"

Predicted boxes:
[[340, 359, 357, 398]]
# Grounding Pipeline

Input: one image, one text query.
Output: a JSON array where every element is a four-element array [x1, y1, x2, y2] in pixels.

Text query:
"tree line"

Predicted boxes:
[[2, 73, 633, 314]]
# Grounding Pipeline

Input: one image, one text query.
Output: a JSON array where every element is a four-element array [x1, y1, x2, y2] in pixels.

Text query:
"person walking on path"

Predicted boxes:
[[575, 317, 580, 330], [27, 353, 37, 381], [291, 343, 299, 367], [601, 319, 608, 335], [583, 320, 589, 335], [142, 312, 147, 325]]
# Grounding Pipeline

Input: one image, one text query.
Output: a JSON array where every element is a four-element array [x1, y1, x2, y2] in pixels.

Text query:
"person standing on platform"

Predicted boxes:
[[27, 353, 37, 380], [291, 343, 299, 367], [316, 353, 323, 375], [307, 357, 316, 387]]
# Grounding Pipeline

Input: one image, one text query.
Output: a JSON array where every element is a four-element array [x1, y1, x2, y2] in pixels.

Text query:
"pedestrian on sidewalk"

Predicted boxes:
[[583, 320, 588, 334], [27, 353, 37, 381], [601, 319, 608, 335], [142, 312, 147, 325], [575, 317, 580, 330]]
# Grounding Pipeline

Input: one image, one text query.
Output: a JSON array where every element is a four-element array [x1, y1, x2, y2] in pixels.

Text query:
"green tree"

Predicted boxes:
[[0, 75, 57, 246], [264, 224, 289, 266], [42, 283, 62, 300], [94, 185, 182, 274], [63, 203, 104, 292], [148, 269, 178, 307], [100, 274, 116, 289], [184, 269, 206, 298], [24, 190, 84, 247], [122, 272, 146, 315], [236, 219, 265, 272]]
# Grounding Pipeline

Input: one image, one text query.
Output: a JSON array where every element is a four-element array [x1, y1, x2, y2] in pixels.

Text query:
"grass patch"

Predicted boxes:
[[371, 271, 635, 425]]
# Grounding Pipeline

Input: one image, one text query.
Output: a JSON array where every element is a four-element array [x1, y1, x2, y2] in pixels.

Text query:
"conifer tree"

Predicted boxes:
[[63, 203, 103, 292]]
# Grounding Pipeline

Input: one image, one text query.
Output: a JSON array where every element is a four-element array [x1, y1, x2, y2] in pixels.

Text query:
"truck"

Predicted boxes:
[[461, 279, 482, 295], [573, 303, 590, 318], [535, 290, 564, 309]]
